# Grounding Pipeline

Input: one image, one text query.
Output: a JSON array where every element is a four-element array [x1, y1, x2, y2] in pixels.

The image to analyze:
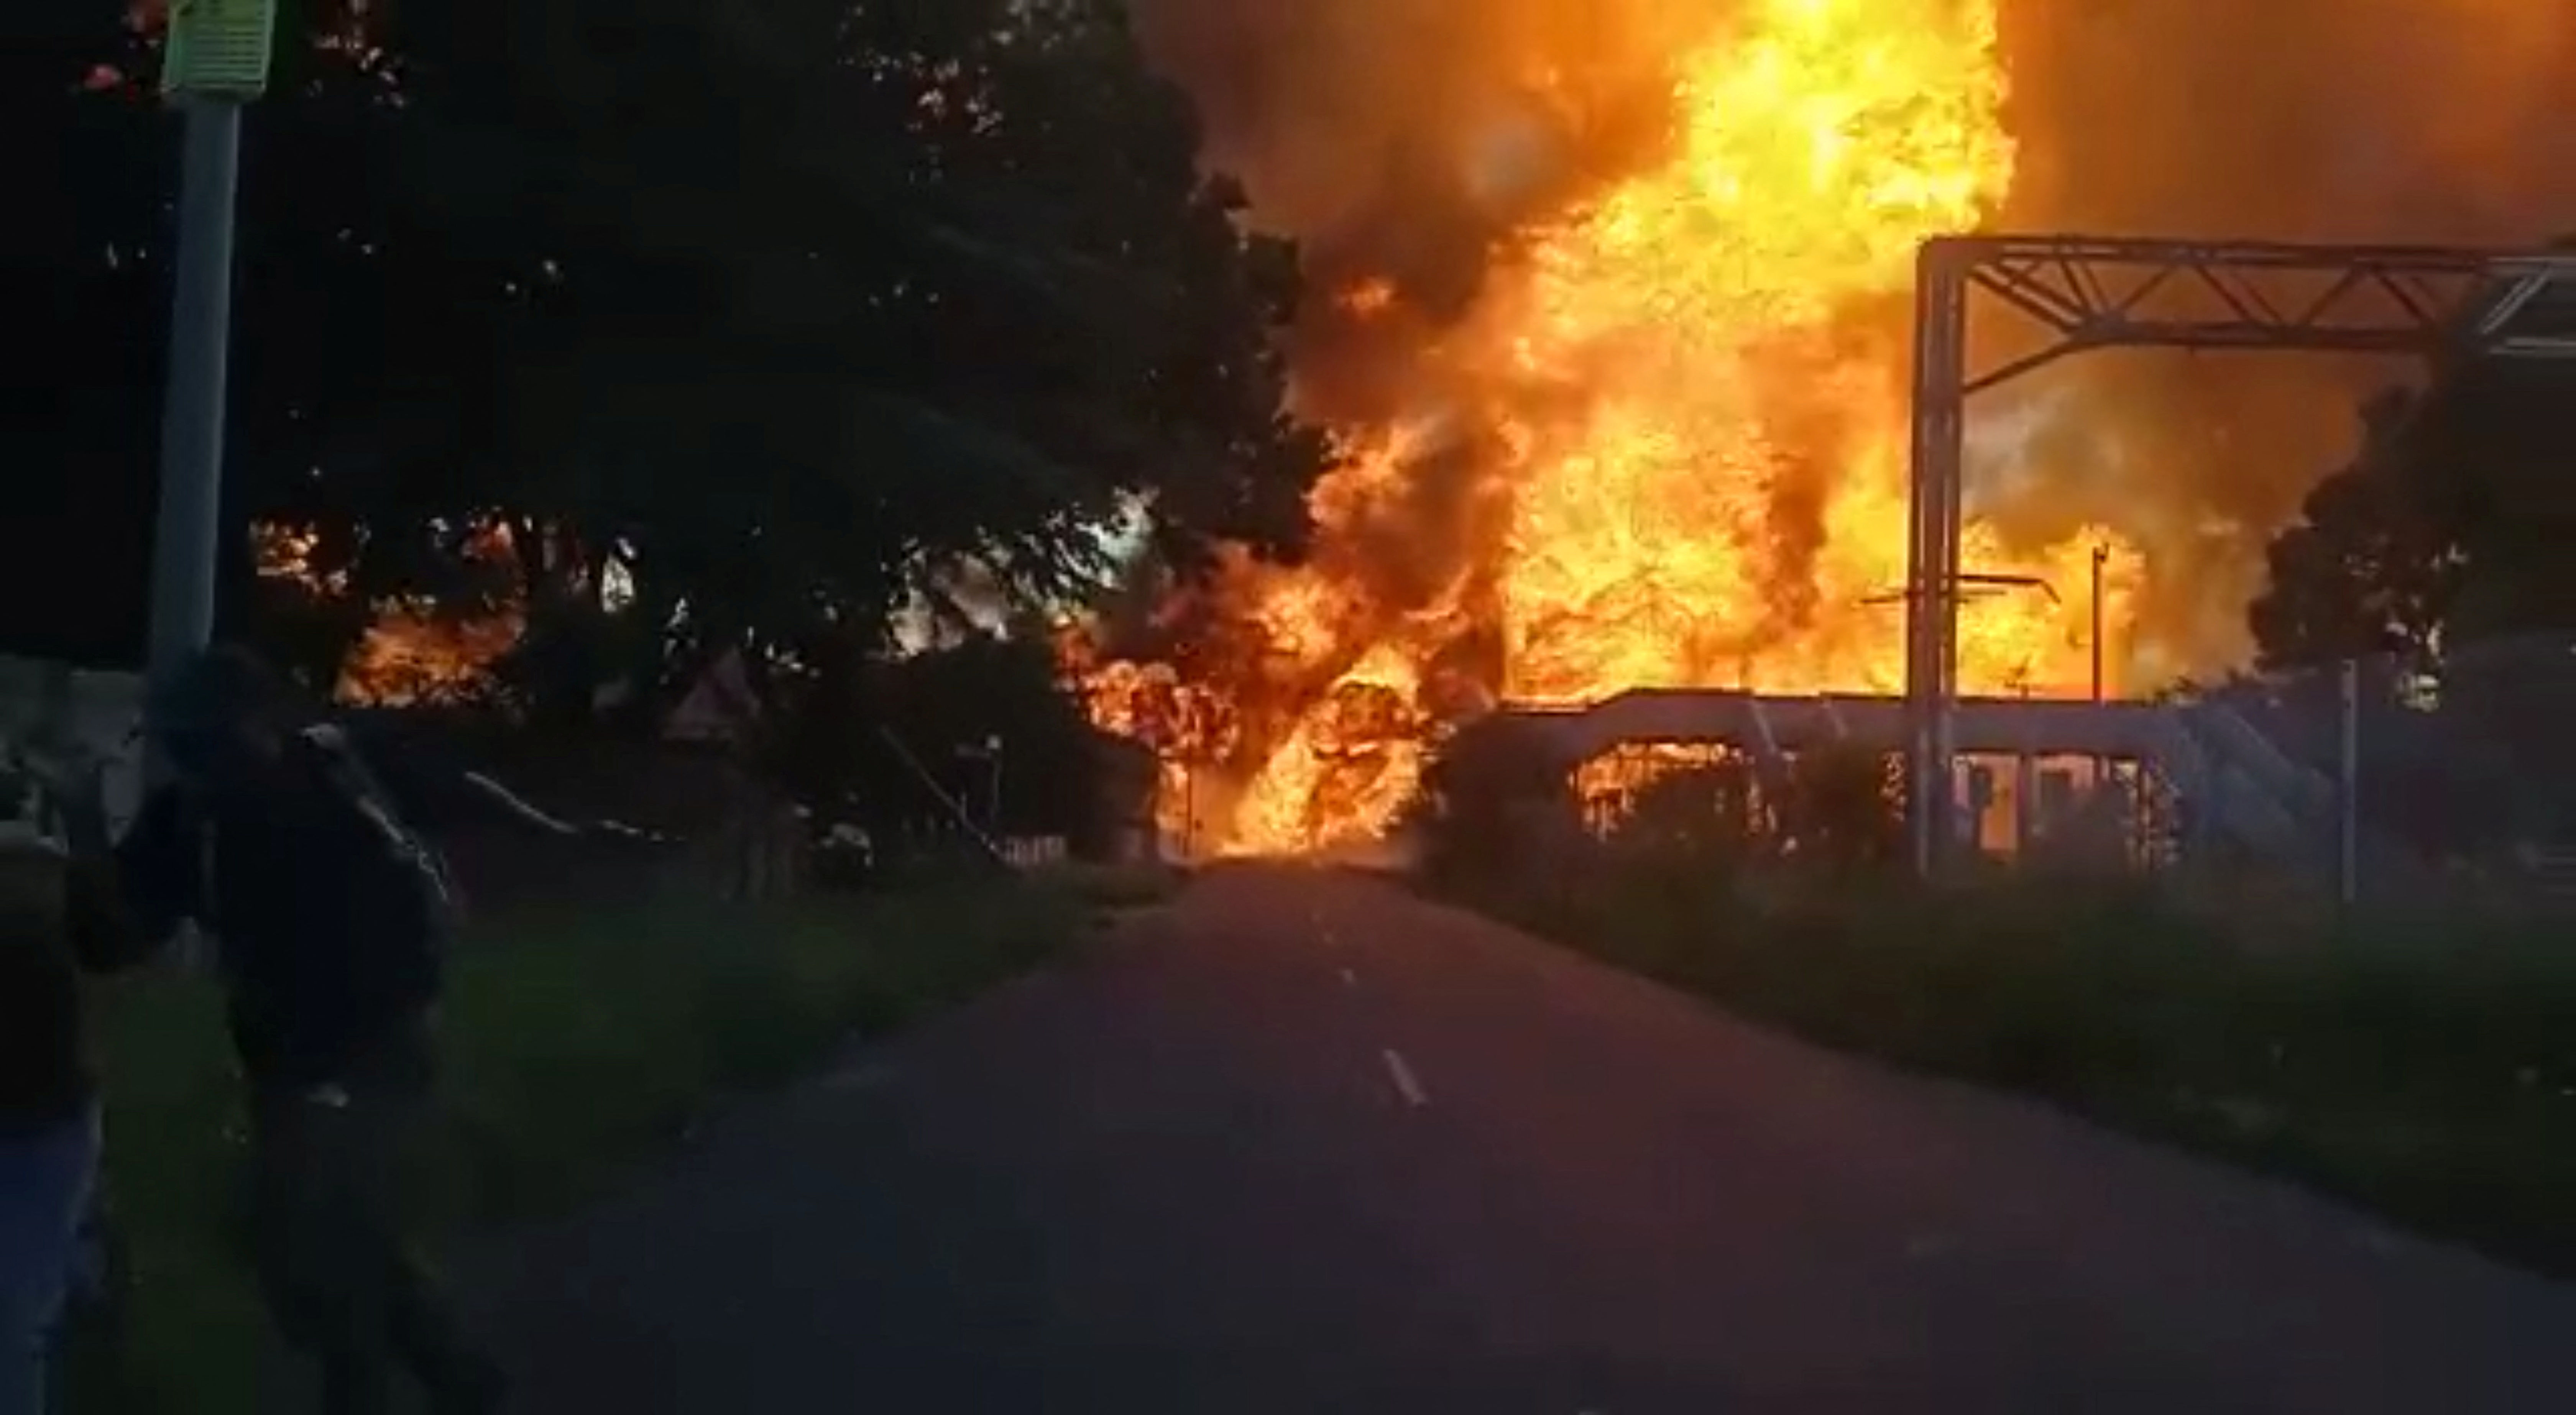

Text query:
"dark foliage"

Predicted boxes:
[[2250, 251, 2576, 673], [5, 0, 1332, 729], [1410, 714, 1579, 886], [1414, 720, 1906, 891]]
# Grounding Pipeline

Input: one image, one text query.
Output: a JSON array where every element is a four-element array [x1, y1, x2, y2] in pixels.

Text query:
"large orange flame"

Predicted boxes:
[[1079, 0, 2149, 855]]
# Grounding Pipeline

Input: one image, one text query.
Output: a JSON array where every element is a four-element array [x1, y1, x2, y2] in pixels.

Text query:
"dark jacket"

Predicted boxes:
[[113, 724, 486, 1091], [0, 847, 157, 1135]]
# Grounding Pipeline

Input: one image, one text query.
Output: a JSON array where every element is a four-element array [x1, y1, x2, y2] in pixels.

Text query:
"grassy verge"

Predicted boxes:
[[76, 875, 1078, 1412], [1034, 858, 1188, 913], [1450, 856, 2576, 1278]]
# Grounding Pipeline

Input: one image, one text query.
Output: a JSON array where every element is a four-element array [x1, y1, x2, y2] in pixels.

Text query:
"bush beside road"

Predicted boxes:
[[73, 877, 1081, 1413], [1440, 854, 2576, 1280]]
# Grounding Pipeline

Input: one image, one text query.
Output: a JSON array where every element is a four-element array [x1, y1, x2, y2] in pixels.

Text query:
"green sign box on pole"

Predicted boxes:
[[161, 0, 280, 100]]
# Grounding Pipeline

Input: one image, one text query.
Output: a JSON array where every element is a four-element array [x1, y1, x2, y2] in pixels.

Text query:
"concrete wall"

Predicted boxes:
[[0, 654, 147, 832]]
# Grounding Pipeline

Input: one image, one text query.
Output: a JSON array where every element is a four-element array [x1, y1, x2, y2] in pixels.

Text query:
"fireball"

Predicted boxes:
[[1083, 0, 2148, 855]]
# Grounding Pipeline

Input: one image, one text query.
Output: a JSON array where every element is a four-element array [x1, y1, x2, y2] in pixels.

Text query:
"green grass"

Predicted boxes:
[[1456, 856, 2576, 1278], [76, 875, 1079, 1413], [1032, 859, 1187, 913]]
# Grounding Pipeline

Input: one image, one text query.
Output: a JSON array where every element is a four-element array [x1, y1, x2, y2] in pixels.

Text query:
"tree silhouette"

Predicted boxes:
[[3, 0, 1332, 718], [2249, 353, 2576, 672]]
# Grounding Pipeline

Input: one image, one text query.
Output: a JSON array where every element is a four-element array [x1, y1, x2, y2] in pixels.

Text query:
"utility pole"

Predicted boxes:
[[984, 734, 1005, 837], [2337, 658, 2361, 908], [2012, 675, 2035, 862], [2089, 544, 2109, 705], [2088, 543, 2111, 811], [147, 1, 277, 701]]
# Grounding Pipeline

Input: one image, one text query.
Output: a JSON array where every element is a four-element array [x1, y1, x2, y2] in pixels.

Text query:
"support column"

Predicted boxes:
[[1905, 238, 1970, 877]]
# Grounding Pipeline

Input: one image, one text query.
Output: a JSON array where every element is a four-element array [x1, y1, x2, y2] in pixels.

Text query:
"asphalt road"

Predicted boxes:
[[457, 865, 2576, 1413]]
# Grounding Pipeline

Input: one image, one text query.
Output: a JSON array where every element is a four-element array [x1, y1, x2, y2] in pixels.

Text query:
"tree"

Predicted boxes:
[[358, 0, 1334, 706], [2249, 244, 2576, 673], [0, 1, 182, 668], [2247, 339, 2576, 848], [1611, 759, 1763, 865], [2246, 388, 2459, 670], [2249, 360, 2576, 672], [2, 0, 540, 677], [7, 0, 1334, 716], [1412, 715, 1579, 886], [1777, 742, 1904, 870], [770, 621, 1111, 841]]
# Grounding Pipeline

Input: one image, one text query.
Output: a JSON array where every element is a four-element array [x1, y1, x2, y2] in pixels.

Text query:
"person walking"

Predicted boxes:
[[106, 645, 578, 1415], [0, 749, 151, 1415]]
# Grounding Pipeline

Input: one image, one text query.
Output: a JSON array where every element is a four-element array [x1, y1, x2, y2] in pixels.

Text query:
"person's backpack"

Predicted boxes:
[[285, 724, 463, 1004]]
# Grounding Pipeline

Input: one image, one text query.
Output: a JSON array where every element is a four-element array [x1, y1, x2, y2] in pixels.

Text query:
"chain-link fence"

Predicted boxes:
[[2191, 632, 2576, 903]]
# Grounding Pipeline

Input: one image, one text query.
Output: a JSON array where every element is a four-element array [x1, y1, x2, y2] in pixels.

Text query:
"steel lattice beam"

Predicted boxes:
[[1962, 238, 2498, 392], [1902, 234, 2576, 877]]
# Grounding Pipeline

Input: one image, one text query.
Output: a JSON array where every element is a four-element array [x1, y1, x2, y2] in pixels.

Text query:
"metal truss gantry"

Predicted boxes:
[[1903, 235, 2576, 876]]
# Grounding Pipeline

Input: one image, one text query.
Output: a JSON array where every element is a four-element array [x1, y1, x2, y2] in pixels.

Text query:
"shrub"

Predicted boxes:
[[1413, 715, 1579, 888]]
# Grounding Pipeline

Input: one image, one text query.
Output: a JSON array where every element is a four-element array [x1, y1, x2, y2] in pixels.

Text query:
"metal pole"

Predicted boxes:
[[2089, 543, 2108, 799], [1905, 238, 1969, 878], [1183, 760, 1197, 861], [1934, 412, 1963, 867], [2336, 658, 2360, 906], [146, 99, 244, 698], [1903, 260, 1935, 877], [877, 726, 1005, 862], [2089, 545, 2107, 704], [2013, 681, 2035, 862], [988, 744, 1004, 836]]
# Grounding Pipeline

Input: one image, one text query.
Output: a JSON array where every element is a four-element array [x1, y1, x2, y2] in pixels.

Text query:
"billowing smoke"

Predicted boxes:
[[1125, 0, 1719, 680], [1988, 0, 2576, 666], [1135, 0, 1703, 331], [2001, 0, 2576, 240], [1134, 0, 2576, 678]]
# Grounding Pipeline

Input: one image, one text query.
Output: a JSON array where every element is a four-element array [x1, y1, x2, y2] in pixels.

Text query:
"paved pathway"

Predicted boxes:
[[457, 866, 2576, 1412]]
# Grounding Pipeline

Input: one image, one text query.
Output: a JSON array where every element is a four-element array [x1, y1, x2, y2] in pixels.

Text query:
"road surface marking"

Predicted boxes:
[[1382, 1048, 1428, 1107]]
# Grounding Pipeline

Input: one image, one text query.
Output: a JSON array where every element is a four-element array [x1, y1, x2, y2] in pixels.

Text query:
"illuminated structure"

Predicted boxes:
[[1901, 236, 2576, 874]]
